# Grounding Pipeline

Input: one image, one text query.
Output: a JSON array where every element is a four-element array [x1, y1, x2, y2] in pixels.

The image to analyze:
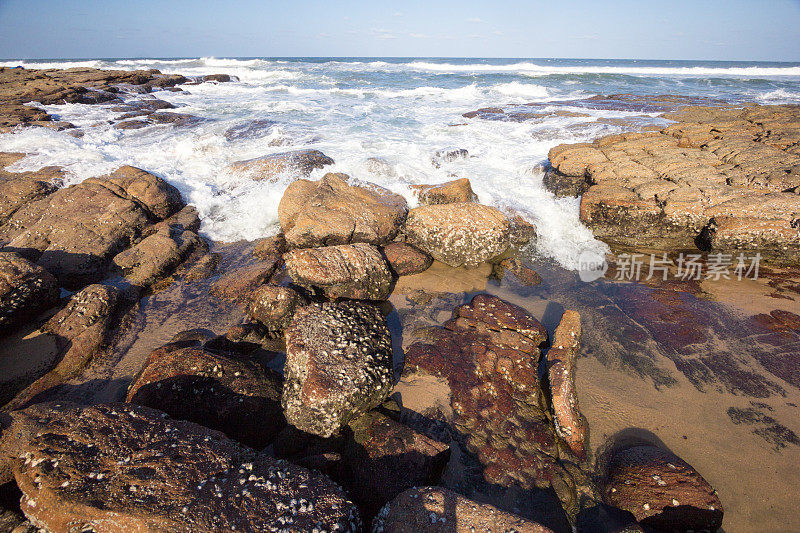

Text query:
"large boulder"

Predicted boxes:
[[283, 301, 394, 437], [603, 445, 723, 531], [410, 178, 478, 205], [278, 173, 408, 248], [373, 487, 553, 533], [228, 149, 334, 181], [403, 203, 511, 267], [0, 251, 59, 333], [284, 243, 394, 300], [0, 402, 361, 532], [126, 343, 285, 448], [1, 166, 183, 288], [546, 310, 587, 460]]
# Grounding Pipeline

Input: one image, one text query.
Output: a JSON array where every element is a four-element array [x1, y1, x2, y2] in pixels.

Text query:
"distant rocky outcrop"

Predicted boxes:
[[228, 149, 334, 181]]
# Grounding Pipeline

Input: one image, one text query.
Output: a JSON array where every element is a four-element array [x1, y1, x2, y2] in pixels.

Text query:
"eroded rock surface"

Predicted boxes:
[[381, 242, 433, 276], [603, 445, 723, 532], [546, 104, 800, 260], [285, 243, 394, 300], [283, 301, 394, 437], [279, 173, 408, 248], [411, 178, 478, 205], [0, 402, 361, 532], [247, 284, 306, 334], [404, 203, 511, 268]]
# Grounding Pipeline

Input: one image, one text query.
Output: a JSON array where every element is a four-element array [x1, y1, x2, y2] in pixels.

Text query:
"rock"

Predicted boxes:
[[209, 258, 281, 302], [373, 487, 553, 533], [543, 166, 591, 197], [126, 343, 285, 448], [202, 73, 232, 83], [463, 107, 505, 118], [0, 251, 59, 333], [274, 409, 450, 521], [224, 119, 277, 141], [181, 252, 220, 282], [283, 301, 394, 437], [404, 203, 511, 267], [344, 411, 451, 519], [546, 104, 800, 260], [508, 214, 537, 247], [547, 310, 587, 459], [0, 402, 361, 532], [381, 242, 433, 276], [114, 119, 149, 130], [148, 111, 202, 127], [247, 284, 305, 333], [278, 173, 408, 248], [4, 284, 123, 410], [1, 166, 183, 288], [603, 445, 724, 531], [112, 225, 203, 287], [228, 149, 334, 181], [411, 178, 478, 205], [496, 257, 542, 286], [285, 243, 394, 300], [431, 148, 468, 168], [253, 233, 286, 260], [0, 161, 59, 226], [402, 295, 598, 524]]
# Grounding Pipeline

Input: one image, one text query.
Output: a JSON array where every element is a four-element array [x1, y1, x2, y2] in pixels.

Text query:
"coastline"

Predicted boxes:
[[0, 64, 798, 532]]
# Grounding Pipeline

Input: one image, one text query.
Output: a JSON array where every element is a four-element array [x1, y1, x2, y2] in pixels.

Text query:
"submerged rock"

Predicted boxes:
[[278, 172, 408, 248], [0, 251, 59, 333], [127, 343, 285, 448], [112, 225, 203, 287], [285, 242, 394, 300], [603, 445, 723, 531], [228, 149, 334, 181], [0, 402, 361, 532], [431, 148, 469, 168], [404, 202, 511, 267], [373, 486, 553, 533], [283, 301, 394, 438], [209, 258, 281, 303]]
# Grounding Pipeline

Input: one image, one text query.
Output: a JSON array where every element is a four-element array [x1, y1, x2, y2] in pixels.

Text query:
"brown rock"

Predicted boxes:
[[2, 166, 183, 288], [228, 149, 334, 181], [247, 284, 305, 333], [0, 402, 361, 532], [253, 233, 286, 260], [285, 243, 394, 300], [209, 258, 280, 302], [345, 411, 451, 519], [283, 301, 394, 437], [411, 178, 478, 205], [278, 172, 408, 248], [126, 343, 285, 448], [404, 203, 511, 267], [373, 486, 553, 533], [112, 225, 203, 287], [603, 445, 723, 531], [114, 119, 149, 130], [202, 73, 232, 83], [497, 257, 542, 286], [0, 251, 59, 333], [381, 242, 433, 276], [547, 310, 587, 459]]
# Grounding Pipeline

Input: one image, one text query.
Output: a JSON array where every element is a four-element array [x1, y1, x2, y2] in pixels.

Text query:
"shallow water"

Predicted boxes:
[[1, 57, 799, 269]]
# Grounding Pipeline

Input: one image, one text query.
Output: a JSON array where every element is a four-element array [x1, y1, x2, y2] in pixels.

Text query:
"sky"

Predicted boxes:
[[1, 0, 799, 61]]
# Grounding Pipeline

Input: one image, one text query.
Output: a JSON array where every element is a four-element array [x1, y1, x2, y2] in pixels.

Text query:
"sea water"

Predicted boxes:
[[1, 57, 799, 269]]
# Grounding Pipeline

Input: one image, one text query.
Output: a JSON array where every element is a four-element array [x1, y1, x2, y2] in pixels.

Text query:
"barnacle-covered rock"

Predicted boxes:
[[0, 251, 59, 333], [283, 301, 394, 437]]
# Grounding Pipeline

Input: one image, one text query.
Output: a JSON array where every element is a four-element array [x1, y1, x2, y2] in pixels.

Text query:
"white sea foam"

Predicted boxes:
[[2, 57, 798, 269]]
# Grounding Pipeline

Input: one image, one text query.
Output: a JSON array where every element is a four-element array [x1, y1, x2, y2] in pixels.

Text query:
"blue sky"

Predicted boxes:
[[1, 0, 799, 61]]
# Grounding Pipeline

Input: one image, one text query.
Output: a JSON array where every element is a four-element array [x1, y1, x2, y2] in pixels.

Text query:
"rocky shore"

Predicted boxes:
[[0, 68, 797, 532]]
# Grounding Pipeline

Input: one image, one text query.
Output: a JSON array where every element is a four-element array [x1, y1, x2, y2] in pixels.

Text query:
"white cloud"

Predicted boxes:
[[466, 17, 484, 23], [409, 33, 428, 39]]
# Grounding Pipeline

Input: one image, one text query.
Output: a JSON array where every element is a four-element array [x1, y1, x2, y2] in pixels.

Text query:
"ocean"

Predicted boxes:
[[1, 57, 799, 268]]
